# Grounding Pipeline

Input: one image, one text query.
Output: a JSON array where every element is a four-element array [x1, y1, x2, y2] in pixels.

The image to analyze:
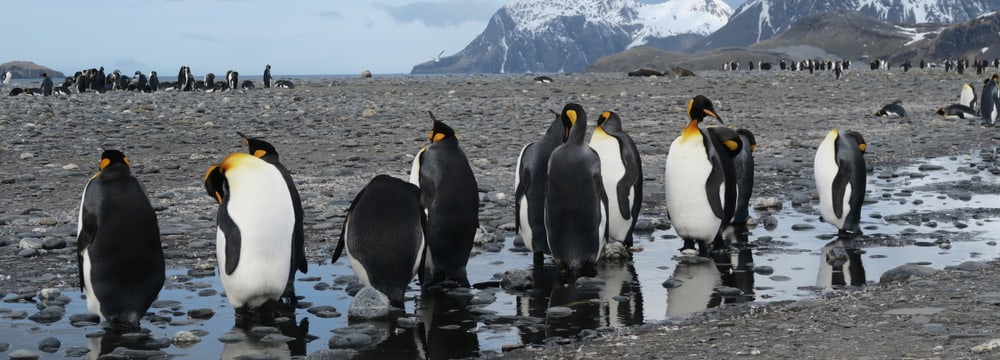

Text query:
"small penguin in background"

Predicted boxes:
[[664, 95, 742, 257], [204, 152, 296, 318], [263, 64, 272, 88], [236, 132, 307, 305], [935, 104, 980, 119], [227, 70, 239, 90], [334, 175, 425, 308], [589, 110, 642, 253], [730, 127, 756, 225], [409, 112, 479, 288], [874, 100, 907, 118], [77, 149, 165, 328], [148, 71, 159, 92], [960, 83, 978, 110], [980, 74, 1000, 126], [544, 103, 609, 276], [814, 129, 867, 237], [514, 109, 569, 263]]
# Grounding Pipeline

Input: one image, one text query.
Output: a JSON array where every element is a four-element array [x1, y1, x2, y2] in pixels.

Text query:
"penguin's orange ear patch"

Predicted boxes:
[[99, 158, 111, 170], [723, 140, 740, 152], [858, 143, 867, 153], [566, 110, 578, 124], [253, 149, 267, 158]]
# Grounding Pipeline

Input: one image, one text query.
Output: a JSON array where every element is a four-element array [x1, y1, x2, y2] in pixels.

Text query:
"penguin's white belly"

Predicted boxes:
[[81, 249, 101, 316], [517, 195, 534, 251], [591, 137, 633, 242], [218, 172, 294, 309], [814, 139, 850, 229], [665, 138, 720, 242]]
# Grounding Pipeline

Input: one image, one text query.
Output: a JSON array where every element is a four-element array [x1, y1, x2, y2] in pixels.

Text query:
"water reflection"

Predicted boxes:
[[666, 256, 722, 317], [817, 238, 867, 288], [86, 328, 163, 360], [720, 225, 756, 303], [416, 290, 480, 359], [516, 260, 643, 344], [221, 312, 310, 360]]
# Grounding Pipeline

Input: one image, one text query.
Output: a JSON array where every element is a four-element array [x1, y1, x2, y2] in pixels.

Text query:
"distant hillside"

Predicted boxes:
[[0, 61, 65, 79], [585, 46, 802, 72], [892, 11, 1000, 63]]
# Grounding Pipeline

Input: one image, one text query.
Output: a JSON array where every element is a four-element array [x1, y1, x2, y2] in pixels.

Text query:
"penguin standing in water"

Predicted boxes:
[[664, 95, 742, 256], [814, 129, 867, 236], [204, 151, 296, 316], [77, 150, 165, 328], [589, 110, 642, 251], [544, 103, 609, 276], [235, 132, 307, 304], [409, 113, 479, 288], [334, 175, 425, 308], [514, 109, 569, 263], [730, 128, 756, 225]]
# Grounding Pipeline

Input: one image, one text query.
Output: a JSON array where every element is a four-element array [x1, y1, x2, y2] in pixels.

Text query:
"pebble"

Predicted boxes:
[[348, 286, 391, 319], [328, 333, 374, 348], [500, 269, 533, 290], [172, 330, 201, 344], [546, 306, 573, 318], [187, 308, 214, 319], [217, 331, 248, 343], [36, 337, 60, 353], [880, 264, 940, 283], [306, 349, 360, 359], [7, 349, 39, 360]]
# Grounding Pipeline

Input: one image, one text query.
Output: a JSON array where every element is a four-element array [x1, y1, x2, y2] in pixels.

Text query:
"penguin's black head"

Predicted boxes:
[[427, 111, 457, 143], [560, 103, 585, 140], [688, 95, 722, 123], [99, 149, 130, 170], [841, 130, 867, 154], [596, 111, 623, 133], [237, 132, 279, 159], [203, 164, 226, 204]]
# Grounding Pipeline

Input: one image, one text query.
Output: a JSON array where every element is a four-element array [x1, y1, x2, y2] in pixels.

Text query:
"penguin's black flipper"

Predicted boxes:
[[218, 205, 242, 275], [615, 140, 640, 220], [704, 160, 726, 221], [831, 159, 852, 220]]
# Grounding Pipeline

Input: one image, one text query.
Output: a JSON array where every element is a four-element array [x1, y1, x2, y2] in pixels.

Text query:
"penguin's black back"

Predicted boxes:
[[416, 136, 479, 287], [78, 160, 164, 326], [515, 116, 566, 254]]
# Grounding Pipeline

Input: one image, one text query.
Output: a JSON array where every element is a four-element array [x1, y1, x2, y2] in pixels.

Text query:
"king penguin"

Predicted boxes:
[[589, 110, 642, 250], [960, 82, 978, 110], [204, 152, 295, 314], [409, 112, 479, 288], [814, 129, 867, 236], [980, 74, 999, 126], [77, 149, 165, 328], [514, 109, 570, 263], [544, 103, 609, 276], [730, 127, 756, 225], [334, 174, 425, 308], [236, 132, 307, 304], [664, 95, 742, 256], [874, 101, 907, 118]]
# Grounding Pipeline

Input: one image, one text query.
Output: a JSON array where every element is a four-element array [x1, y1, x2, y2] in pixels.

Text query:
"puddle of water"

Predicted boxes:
[[2, 153, 999, 357]]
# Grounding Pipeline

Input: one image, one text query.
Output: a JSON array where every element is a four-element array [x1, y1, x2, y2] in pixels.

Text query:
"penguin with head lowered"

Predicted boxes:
[[664, 95, 742, 257], [235, 132, 307, 304], [77, 149, 165, 328], [589, 110, 642, 252], [545, 103, 609, 276], [409, 112, 479, 288], [814, 129, 867, 237], [514, 109, 570, 264], [334, 175, 425, 308], [204, 151, 297, 318]]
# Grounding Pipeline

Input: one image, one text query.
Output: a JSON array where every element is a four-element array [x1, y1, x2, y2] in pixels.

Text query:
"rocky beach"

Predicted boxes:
[[3, 69, 1000, 359]]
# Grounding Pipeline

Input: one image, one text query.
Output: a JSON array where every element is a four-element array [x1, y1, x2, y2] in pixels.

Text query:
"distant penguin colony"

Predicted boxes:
[[77, 150, 165, 328]]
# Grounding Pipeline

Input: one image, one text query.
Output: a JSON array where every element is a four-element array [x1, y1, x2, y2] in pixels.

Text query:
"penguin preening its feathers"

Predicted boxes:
[[77, 149, 165, 328], [814, 129, 867, 237]]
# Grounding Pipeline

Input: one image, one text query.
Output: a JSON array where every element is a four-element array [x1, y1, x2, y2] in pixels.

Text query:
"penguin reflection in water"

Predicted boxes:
[[204, 138, 305, 320], [77, 150, 165, 328], [814, 129, 867, 237], [664, 95, 743, 257], [409, 112, 479, 288]]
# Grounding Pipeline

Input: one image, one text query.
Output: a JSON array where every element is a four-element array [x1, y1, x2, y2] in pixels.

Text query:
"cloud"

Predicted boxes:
[[376, 0, 503, 27]]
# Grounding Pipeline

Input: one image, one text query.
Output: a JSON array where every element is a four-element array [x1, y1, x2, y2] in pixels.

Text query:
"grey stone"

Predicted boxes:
[[500, 269, 533, 291], [879, 264, 940, 284], [546, 306, 573, 318], [18, 238, 42, 250], [28, 305, 64, 324], [348, 286, 391, 320], [260, 333, 295, 343], [7, 349, 40, 360], [187, 308, 214, 319], [328, 333, 373, 348], [306, 349, 359, 360], [217, 331, 248, 343], [172, 330, 201, 344], [37, 337, 60, 353], [41, 238, 66, 250]]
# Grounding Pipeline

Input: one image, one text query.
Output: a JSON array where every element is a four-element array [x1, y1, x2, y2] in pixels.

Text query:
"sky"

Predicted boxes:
[[6, 0, 746, 77]]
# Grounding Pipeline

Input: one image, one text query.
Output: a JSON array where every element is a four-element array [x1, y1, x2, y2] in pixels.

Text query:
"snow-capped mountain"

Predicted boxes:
[[692, 0, 1000, 52], [411, 0, 731, 74]]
